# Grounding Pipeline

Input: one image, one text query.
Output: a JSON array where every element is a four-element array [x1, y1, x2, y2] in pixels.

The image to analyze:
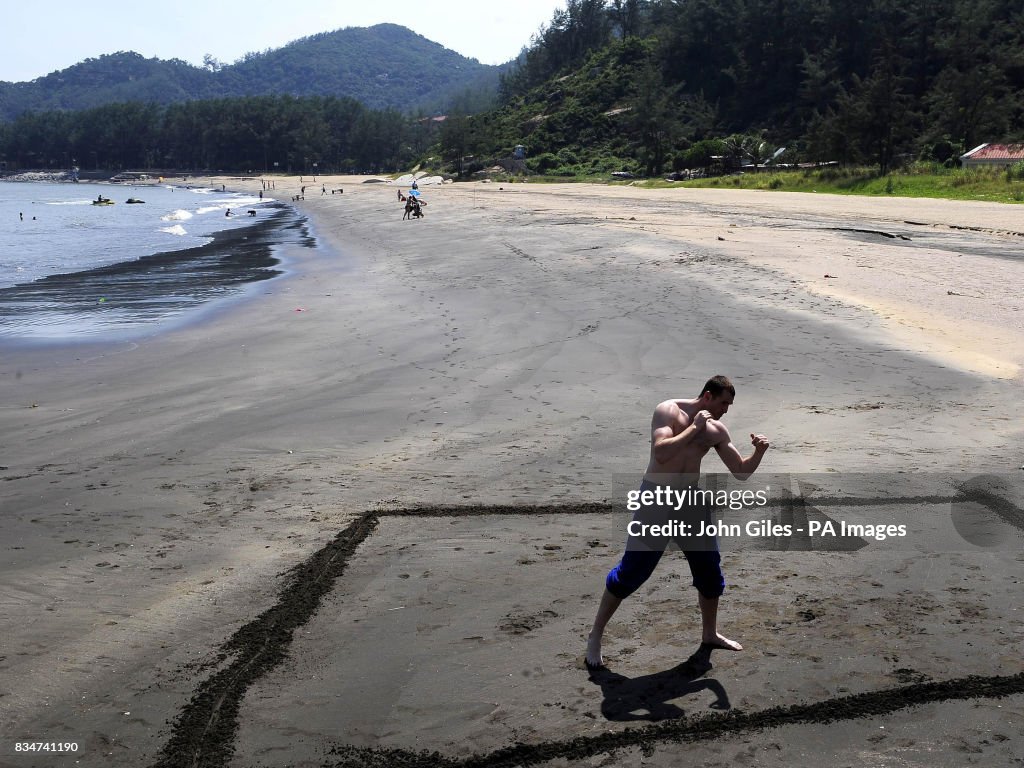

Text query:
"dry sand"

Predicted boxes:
[[1, 177, 1022, 767]]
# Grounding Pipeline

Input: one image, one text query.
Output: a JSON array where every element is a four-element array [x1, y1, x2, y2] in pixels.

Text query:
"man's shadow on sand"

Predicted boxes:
[[587, 645, 731, 721]]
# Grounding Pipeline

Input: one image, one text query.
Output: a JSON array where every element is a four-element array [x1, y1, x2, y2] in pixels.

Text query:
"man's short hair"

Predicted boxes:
[[701, 375, 735, 398]]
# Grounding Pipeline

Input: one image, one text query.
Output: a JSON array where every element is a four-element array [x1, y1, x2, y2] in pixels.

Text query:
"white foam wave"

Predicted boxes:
[[159, 224, 188, 236], [194, 201, 256, 214], [46, 200, 93, 206], [162, 209, 193, 222], [188, 187, 215, 194]]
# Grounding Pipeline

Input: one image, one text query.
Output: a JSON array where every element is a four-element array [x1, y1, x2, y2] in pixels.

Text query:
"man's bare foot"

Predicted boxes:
[[701, 633, 743, 651], [585, 633, 605, 670]]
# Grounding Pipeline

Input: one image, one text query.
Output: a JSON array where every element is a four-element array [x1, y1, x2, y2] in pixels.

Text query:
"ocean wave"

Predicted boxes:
[[162, 209, 193, 222], [45, 200, 93, 205], [159, 224, 188, 236], [194, 197, 263, 215]]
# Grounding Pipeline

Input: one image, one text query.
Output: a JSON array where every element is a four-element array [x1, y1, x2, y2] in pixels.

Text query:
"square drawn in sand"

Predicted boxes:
[[154, 492, 1024, 768]]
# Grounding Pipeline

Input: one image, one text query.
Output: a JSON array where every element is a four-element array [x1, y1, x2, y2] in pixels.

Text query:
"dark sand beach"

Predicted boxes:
[[2, 178, 1022, 766]]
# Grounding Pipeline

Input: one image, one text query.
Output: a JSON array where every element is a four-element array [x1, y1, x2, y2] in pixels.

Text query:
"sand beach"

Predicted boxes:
[[2, 177, 1022, 767]]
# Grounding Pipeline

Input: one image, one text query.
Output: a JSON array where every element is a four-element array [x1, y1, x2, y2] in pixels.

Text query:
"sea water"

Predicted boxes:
[[0, 181, 312, 341]]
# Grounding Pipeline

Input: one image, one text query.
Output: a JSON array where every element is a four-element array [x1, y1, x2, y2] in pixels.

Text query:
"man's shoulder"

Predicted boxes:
[[653, 399, 683, 416], [706, 419, 733, 444], [652, 399, 688, 426]]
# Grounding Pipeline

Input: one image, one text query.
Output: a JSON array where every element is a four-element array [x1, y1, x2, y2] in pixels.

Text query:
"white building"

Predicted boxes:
[[959, 143, 1024, 168]]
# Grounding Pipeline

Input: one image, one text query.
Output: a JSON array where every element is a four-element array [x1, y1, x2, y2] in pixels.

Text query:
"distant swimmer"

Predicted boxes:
[[585, 376, 770, 672], [225, 208, 232, 217], [19, 212, 23, 221]]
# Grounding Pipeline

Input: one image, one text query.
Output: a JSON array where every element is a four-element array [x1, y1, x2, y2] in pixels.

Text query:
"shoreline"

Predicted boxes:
[[2, 176, 1022, 766], [0, 187, 307, 345], [10, 172, 1021, 377]]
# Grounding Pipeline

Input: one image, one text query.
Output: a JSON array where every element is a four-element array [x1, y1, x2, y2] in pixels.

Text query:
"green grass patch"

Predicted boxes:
[[450, 163, 1024, 201], [659, 165, 1024, 203]]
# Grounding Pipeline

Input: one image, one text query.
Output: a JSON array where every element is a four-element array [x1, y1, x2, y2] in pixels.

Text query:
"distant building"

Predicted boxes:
[[110, 171, 151, 182], [959, 143, 1024, 168]]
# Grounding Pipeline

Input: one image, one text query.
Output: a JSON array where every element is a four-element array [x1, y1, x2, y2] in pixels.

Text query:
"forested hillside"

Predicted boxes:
[[0, 96, 426, 174], [0, 24, 501, 120], [3, 1, 1021, 177], [444, 0, 1024, 175]]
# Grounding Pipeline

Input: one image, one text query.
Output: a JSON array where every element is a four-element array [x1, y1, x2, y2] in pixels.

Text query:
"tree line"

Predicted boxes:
[[3, 1, 1022, 177], [0, 95, 431, 173], [468, 0, 1024, 174]]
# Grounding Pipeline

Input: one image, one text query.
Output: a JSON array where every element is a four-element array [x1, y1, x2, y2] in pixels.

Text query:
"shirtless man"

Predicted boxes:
[[585, 375, 770, 670]]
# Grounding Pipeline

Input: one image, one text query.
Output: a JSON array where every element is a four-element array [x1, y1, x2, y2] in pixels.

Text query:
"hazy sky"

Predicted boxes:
[[2, 1, 567, 83]]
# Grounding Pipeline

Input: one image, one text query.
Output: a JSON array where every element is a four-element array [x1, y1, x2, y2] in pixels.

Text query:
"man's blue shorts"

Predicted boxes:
[[606, 479, 725, 600]]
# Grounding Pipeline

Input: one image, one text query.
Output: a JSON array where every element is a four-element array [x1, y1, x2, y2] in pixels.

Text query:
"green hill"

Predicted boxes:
[[437, 0, 1024, 177], [222, 24, 503, 113], [5, 1, 1023, 178], [443, 37, 680, 177], [0, 24, 502, 120]]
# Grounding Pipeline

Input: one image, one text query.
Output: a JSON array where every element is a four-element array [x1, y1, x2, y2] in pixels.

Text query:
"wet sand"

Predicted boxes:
[[1, 177, 1022, 767]]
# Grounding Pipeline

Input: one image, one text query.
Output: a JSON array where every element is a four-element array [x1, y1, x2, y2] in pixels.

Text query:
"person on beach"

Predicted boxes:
[[585, 375, 770, 671]]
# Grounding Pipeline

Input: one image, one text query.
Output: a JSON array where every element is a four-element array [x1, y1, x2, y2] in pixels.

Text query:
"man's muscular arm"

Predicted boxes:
[[714, 429, 771, 480], [651, 402, 710, 465]]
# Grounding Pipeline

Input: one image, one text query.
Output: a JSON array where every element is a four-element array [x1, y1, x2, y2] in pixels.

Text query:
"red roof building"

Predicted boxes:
[[959, 143, 1024, 168]]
